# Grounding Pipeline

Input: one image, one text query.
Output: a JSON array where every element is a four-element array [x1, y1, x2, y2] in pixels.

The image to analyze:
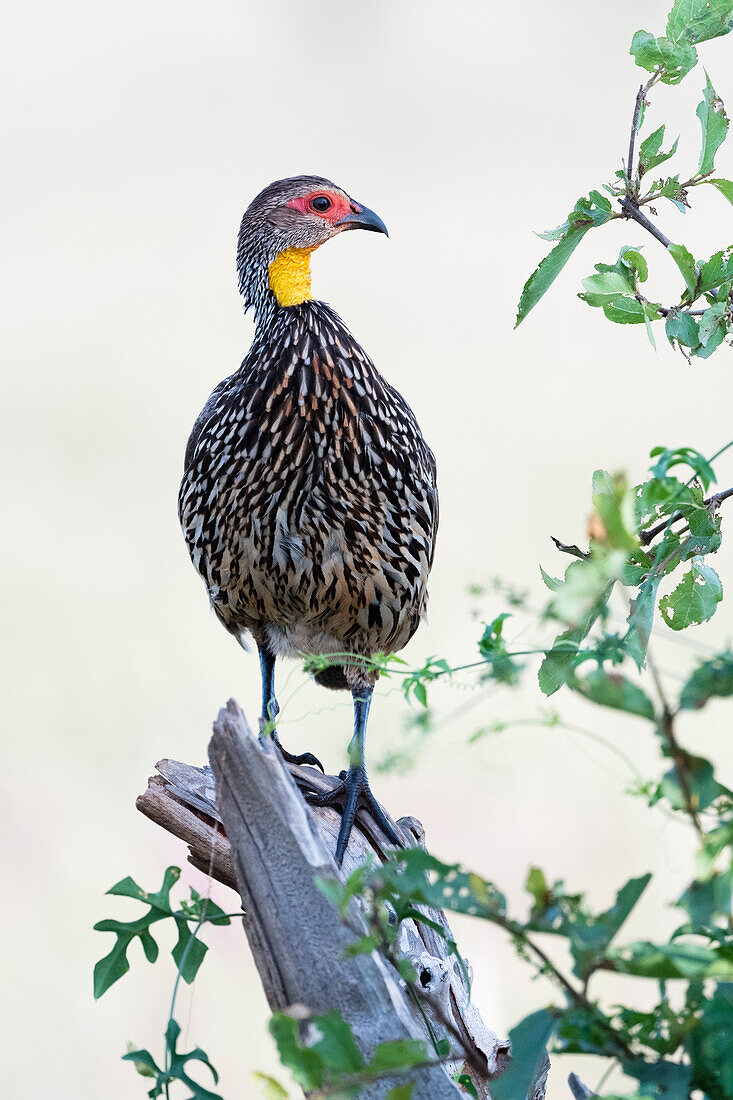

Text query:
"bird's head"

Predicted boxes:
[[236, 175, 388, 323]]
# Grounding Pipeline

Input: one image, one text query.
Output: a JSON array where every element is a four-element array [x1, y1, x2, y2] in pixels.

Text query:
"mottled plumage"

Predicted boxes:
[[178, 176, 438, 862]]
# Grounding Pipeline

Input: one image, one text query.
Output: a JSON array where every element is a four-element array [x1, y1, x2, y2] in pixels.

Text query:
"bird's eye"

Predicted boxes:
[[311, 196, 331, 213]]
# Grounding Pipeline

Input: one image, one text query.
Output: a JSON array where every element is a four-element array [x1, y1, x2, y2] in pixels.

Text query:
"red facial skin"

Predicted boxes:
[[285, 191, 361, 226]]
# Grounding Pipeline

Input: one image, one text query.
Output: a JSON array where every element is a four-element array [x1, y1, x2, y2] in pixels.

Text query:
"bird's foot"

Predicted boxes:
[[304, 766, 402, 864], [268, 729, 324, 772]]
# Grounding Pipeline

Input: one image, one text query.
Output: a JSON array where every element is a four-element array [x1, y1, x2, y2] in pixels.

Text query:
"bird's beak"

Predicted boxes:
[[335, 203, 389, 237]]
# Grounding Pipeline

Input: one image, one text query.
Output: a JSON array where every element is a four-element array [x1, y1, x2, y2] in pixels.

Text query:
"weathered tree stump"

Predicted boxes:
[[137, 699, 522, 1099]]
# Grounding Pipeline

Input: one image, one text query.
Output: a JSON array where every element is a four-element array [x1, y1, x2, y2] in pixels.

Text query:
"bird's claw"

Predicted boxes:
[[279, 746, 325, 772], [268, 729, 325, 772], [304, 766, 402, 864]]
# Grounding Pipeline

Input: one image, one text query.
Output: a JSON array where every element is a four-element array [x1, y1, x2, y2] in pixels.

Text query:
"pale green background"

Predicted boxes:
[[3, 0, 733, 1096]]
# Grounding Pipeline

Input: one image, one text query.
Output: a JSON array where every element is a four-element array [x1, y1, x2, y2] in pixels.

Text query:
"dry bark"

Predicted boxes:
[[137, 699, 550, 1100]]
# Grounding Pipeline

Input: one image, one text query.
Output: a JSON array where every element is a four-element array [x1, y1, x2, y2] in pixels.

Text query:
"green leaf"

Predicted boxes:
[[679, 649, 733, 708], [123, 1046, 161, 1078], [630, 30, 698, 84], [677, 870, 733, 925], [164, 1019, 222, 1100], [592, 470, 638, 552], [623, 1057, 692, 1100], [172, 918, 208, 984], [639, 125, 680, 174], [659, 559, 723, 630], [490, 1010, 556, 1100], [549, 550, 624, 627], [478, 613, 522, 685], [625, 575, 661, 668], [665, 309, 701, 348], [668, 242, 699, 298], [567, 875, 652, 979], [689, 985, 733, 1093], [697, 73, 729, 176], [526, 866, 551, 913], [94, 935, 133, 999], [386, 1086, 417, 1100], [569, 669, 655, 719], [107, 875, 149, 901], [125, 1020, 223, 1100], [647, 173, 690, 211], [269, 1014, 324, 1091], [710, 177, 733, 203], [539, 565, 561, 592], [667, 0, 733, 46], [579, 270, 633, 306], [602, 296, 647, 324], [648, 446, 716, 490], [368, 1039, 429, 1073], [516, 194, 613, 326], [139, 927, 159, 963], [538, 631, 586, 696], [516, 228, 590, 328], [698, 247, 733, 292], [252, 1072, 290, 1099], [311, 1011, 365, 1075], [696, 300, 729, 355], [611, 940, 733, 979], [591, 875, 652, 948], [661, 754, 726, 811], [453, 1076, 478, 1098]]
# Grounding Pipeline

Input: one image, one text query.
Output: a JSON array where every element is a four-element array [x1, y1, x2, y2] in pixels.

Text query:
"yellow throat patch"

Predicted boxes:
[[268, 247, 315, 307]]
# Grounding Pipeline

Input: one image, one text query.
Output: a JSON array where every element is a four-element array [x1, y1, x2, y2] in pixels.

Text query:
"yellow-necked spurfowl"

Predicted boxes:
[[178, 176, 438, 863]]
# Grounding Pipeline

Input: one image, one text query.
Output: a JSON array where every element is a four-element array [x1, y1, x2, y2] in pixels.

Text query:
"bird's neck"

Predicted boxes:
[[267, 247, 315, 308], [238, 244, 317, 333]]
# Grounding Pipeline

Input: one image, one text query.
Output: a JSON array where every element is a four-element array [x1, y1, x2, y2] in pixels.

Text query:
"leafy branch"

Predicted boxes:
[[95, 866, 238, 1099], [515, 0, 733, 359]]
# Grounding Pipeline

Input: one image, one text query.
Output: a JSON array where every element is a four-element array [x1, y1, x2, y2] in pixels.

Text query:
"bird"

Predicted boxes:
[[178, 176, 438, 864]]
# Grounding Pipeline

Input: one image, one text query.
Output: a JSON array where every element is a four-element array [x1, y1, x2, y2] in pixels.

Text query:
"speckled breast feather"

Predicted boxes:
[[178, 300, 438, 679]]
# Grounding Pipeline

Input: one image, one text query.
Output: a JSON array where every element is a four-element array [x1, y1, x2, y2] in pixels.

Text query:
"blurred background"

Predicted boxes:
[[3, 0, 733, 1095]]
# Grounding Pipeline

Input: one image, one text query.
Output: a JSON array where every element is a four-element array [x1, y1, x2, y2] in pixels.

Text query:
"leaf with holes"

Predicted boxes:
[[630, 31, 698, 85], [665, 309, 701, 349], [660, 559, 723, 630], [695, 301, 730, 357], [639, 125, 680, 175], [697, 73, 729, 176], [667, 0, 733, 46]]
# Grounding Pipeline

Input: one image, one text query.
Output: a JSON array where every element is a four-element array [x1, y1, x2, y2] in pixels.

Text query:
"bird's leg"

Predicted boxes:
[[304, 685, 402, 865], [257, 644, 324, 771]]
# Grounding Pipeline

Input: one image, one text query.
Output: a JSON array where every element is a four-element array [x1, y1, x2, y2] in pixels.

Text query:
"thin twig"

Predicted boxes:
[[627, 84, 647, 193], [619, 198, 672, 249], [647, 655, 705, 839], [640, 486, 733, 546], [491, 913, 636, 1062], [626, 75, 660, 195]]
